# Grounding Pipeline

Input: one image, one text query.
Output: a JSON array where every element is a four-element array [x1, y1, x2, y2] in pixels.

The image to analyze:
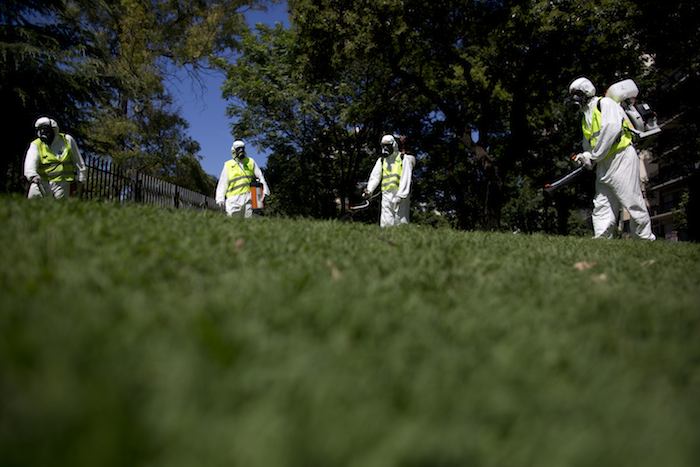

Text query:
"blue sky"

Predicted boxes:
[[167, 2, 290, 177]]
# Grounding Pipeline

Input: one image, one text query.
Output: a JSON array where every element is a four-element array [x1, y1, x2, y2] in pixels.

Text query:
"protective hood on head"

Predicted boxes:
[[568, 77, 596, 108], [381, 134, 398, 156], [569, 77, 596, 97], [34, 117, 59, 131], [34, 116, 59, 143], [231, 140, 246, 159]]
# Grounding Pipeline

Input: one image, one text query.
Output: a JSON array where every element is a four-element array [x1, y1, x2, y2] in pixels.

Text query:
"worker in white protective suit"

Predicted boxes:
[[24, 117, 86, 199], [568, 77, 655, 240], [215, 140, 270, 218], [363, 134, 416, 227]]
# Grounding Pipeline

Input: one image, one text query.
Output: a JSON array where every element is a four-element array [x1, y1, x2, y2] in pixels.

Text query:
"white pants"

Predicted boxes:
[[380, 192, 410, 228], [592, 146, 655, 240], [27, 180, 70, 199], [225, 193, 253, 218]]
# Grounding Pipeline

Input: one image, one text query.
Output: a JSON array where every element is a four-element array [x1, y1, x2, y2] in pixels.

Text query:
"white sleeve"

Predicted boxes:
[[215, 166, 228, 203], [253, 161, 270, 195], [366, 158, 383, 194], [67, 135, 87, 182], [396, 154, 415, 199], [23, 142, 39, 180], [590, 97, 625, 162]]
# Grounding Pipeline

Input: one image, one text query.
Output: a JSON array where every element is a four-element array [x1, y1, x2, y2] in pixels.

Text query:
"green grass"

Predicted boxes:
[[1, 196, 699, 467]]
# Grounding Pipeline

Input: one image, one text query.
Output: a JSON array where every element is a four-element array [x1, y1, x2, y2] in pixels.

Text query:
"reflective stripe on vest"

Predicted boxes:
[[381, 155, 403, 192], [581, 98, 633, 161], [225, 157, 255, 197], [33, 134, 75, 182]]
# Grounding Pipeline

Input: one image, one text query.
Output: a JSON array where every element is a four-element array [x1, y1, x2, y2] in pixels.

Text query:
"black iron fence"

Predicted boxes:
[[6, 153, 218, 210], [80, 155, 217, 210]]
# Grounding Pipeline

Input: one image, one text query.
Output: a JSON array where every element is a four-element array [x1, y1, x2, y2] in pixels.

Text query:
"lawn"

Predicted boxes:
[[1, 197, 699, 467]]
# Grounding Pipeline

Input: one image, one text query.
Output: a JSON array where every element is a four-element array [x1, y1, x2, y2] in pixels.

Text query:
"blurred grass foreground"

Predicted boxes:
[[1, 197, 699, 467]]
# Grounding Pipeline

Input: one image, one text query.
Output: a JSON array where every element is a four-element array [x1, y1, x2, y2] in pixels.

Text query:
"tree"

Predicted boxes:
[[223, 0, 698, 232], [223, 22, 396, 217], [2, 0, 260, 195], [1, 0, 107, 192], [634, 0, 700, 240]]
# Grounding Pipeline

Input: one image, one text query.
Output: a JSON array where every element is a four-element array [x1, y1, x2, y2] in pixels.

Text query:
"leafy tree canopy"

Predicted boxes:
[[2, 0, 263, 195], [223, 0, 699, 231]]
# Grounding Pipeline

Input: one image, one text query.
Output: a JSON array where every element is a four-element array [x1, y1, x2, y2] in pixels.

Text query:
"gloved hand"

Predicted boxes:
[[391, 196, 401, 211], [30, 175, 41, 184], [217, 200, 225, 208], [362, 189, 370, 199], [573, 151, 594, 170]]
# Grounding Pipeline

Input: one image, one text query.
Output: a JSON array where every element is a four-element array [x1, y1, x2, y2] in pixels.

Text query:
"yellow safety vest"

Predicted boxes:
[[381, 155, 403, 192], [33, 134, 76, 182], [225, 157, 255, 197], [581, 98, 633, 161]]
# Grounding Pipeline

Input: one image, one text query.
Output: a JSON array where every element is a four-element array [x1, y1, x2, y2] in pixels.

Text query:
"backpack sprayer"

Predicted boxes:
[[605, 79, 661, 138], [250, 179, 264, 210], [544, 79, 662, 193]]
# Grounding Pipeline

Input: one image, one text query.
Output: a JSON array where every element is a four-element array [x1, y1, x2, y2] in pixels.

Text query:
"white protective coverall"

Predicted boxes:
[[578, 95, 656, 240], [215, 143, 270, 218], [365, 135, 416, 228], [24, 118, 86, 199]]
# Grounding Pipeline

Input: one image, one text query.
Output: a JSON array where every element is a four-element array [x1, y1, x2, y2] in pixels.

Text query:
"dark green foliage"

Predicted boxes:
[[1, 0, 255, 195], [223, 0, 699, 233], [634, 2, 700, 239], [0, 0, 107, 192]]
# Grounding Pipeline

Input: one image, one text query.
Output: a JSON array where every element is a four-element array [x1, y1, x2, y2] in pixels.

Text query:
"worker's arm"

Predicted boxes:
[[67, 135, 87, 183], [395, 154, 415, 199], [215, 166, 228, 205], [590, 97, 625, 162], [365, 158, 382, 195], [23, 142, 40, 182], [253, 161, 270, 196]]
